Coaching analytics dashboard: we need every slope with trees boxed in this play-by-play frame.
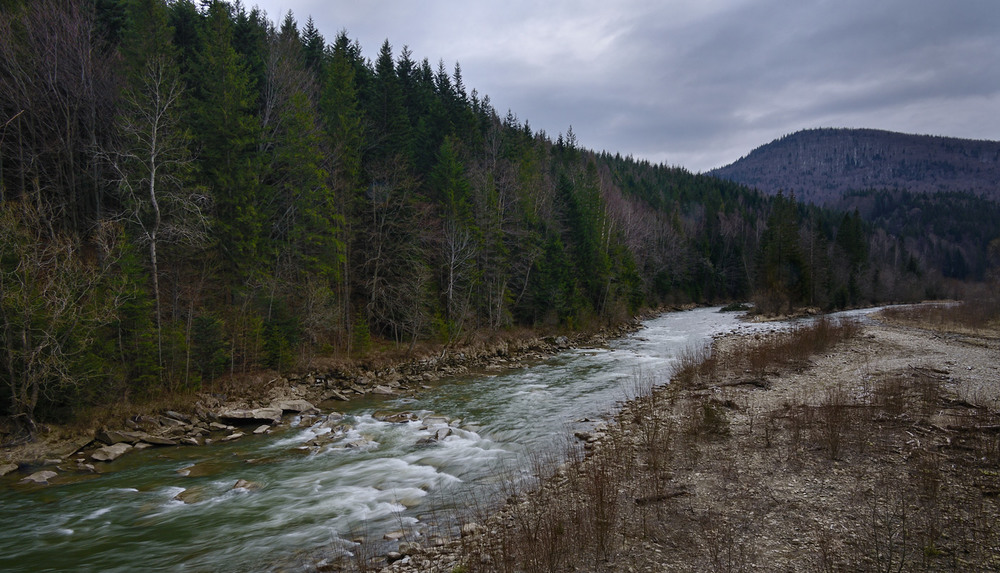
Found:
[709,127,1000,204]
[0,0,988,435]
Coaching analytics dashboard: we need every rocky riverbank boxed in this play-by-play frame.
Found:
[1,318,643,486]
[373,309,1000,572]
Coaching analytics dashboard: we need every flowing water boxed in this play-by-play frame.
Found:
[0,307,866,572]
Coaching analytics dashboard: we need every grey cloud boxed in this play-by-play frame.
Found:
[251,0,1000,172]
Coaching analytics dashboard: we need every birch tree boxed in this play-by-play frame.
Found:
[111,0,209,370]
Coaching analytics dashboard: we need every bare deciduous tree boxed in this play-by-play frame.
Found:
[109,53,210,371]
[0,0,118,233]
[0,201,122,438]
[362,157,430,345]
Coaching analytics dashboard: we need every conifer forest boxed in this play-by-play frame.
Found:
[1,0,992,429]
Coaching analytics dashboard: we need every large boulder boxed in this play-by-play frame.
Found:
[96,429,132,445]
[91,442,133,462]
[421,416,449,428]
[47,434,95,458]
[20,470,57,485]
[218,407,283,425]
[272,399,318,414]
[173,486,207,504]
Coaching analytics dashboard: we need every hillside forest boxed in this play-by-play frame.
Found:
[1,0,996,432]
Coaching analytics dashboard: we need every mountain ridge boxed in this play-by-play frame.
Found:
[708,128,1000,204]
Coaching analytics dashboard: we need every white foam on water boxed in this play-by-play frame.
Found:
[82,507,112,521]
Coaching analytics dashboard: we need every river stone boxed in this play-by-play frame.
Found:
[372,384,396,396]
[273,399,318,414]
[135,415,162,427]
[320,412,345,427]
[222,432,245,442]
[218,408,282,425]
[20,470,57,484]
[422,415,449,427]
[323,390,349,402]
[0,463,18,476]
[374,411,417,423]
[385,551,404,564]
[163,410,193,424]
[92,442,133,462]
[138,434,178,446]
[156,416,186,428]
[383,530,406,541]
[253,424,270,435]
[232,479,262,491]
[47,434,95,458]
[434,427,452,441]
[173,486,207,504]
[398,542,421,556]
[96,429,132,445]
[345,437,374,449]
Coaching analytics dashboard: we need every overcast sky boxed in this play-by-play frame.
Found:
[246,0,1000,173]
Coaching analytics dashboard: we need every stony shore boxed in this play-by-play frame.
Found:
[0,317,644,485]
[374,311,1000,572]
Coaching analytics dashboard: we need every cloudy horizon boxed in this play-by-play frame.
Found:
[245,0,1000,173]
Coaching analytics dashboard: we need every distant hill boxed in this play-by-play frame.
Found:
[709,128,1000,204]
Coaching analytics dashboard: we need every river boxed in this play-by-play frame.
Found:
[0,307,827,572]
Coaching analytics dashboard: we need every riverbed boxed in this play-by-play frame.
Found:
[0,307,801,572]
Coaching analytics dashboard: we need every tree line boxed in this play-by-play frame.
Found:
[0,0,978,432]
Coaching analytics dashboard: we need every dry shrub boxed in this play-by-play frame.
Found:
[873,376,907,419]
[858,472,911,573]
[915,373,941,419]
[673,344,713,388]
[751,288,791,316]
[818,385,851,460]
[879,288,1000,332]
[742,317,861,377]
[698,508,758,573]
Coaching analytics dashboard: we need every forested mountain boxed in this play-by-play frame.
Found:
[0,0,990,431]
[710,128,1000,204]
[833,189,1000,284]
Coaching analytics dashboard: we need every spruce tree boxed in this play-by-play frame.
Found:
[190,1,262,284]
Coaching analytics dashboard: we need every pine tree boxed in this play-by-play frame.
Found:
[189,1,262,284]
[320,32,366,345]
[300,16,325,77]
[756,192,809,313]
[369,40,411,163]
[272,90,342,282]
